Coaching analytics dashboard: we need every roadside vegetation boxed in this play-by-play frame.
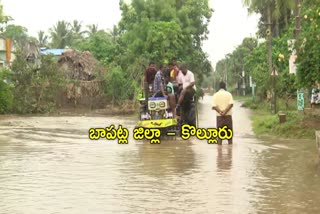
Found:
[236,96,320,140]
[215,0,320,98]
[216,0,320,140]
[0,0,213,114]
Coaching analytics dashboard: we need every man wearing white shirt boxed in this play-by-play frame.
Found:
[176,64,196,114]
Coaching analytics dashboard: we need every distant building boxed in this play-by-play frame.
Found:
[0,37,15,68]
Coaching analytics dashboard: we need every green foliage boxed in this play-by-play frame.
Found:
[251,110,317,139]
[243,0,295,38]
[49,21,73,48]
[0,68,13,113]
[296,3,320,88]
[2,24,28,40]
[0,0,230,113]
[11,52,66,113]
[104,66,137,105]
[76,30,118,63]
[216,37,260,94]
[217,1,320,100]
[118,0,213,76]
[201,72,215,88]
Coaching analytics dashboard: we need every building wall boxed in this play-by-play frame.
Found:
[0,37,16,67]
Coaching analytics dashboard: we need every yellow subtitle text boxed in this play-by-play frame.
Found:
[181,124,233,144]
[133,127,161,144]
[89,125,129,144]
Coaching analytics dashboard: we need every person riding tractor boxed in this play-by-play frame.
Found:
[144,61,157,96]
[153,63,177,118]
[175,64,196,116]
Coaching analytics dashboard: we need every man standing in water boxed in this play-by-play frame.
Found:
[212,81,234,145]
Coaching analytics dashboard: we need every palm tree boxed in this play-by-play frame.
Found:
[85,24,99,37]
[70,20,86,47]
[71,20,83,34]
[243,0,294,37]
[37,30,48,47]
[107,25,119,42]
[49,20,72,48]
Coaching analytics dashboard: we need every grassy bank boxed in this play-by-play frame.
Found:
[236,96,320,140]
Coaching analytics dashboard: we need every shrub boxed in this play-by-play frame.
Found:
[11,52,66,113]
[0,68,14,113]
[104,66,137,106]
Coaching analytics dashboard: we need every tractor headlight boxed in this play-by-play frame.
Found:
[150,102,156,109]
[159,101,165,108]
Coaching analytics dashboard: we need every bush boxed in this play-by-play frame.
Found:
[11,52,66,114]
[104,66,137,105]
[0,68,14,113]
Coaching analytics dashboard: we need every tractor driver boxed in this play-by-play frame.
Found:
[153,63,177,118]
[144,62,157,95]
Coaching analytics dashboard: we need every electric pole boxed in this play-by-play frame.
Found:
[267,4,275,114]
[294,0,301,41]
[294,0,304,114]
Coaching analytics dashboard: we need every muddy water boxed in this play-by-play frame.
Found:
[0,95,319,214]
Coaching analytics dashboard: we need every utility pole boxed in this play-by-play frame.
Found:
[224,57,228,89]
[267,4,275,114]
[294,0,301,41]
[294,0,304,114]
[213,67,216,92]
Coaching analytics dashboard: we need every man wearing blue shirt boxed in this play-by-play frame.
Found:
[153,64,177,118]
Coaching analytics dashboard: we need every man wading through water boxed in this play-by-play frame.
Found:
[212,81,234,144]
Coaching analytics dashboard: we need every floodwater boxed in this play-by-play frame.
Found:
[0,95,319,214]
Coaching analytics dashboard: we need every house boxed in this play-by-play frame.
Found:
[0,37,15,68]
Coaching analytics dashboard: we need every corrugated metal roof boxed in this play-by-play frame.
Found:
[40,49,64,56]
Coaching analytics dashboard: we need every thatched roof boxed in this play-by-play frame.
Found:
[57,49,106,81]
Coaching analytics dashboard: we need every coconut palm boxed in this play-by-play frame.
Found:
[37,30,48,47]
[107,25,119,42]
[85,24,99,37]
[243,0,295,37]
[70,20,86,47]
[71,20,83,34]
[49,20,72,48]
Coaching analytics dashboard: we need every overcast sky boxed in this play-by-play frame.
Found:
[2,0,259,68]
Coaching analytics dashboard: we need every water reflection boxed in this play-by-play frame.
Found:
[134,140,197,177]
[250,139,320,214]
[216,145,233,171]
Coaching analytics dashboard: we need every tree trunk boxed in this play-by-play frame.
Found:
[284,10,288,29]
[275,17,280,37]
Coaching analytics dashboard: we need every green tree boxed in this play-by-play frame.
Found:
[11,51,66,113]
[0,68,13,113]
[70,20,85,47]
[295,0,320,88]
[49,20,73,48]
[104,66,137,106]
[85,24,99,37]
[117,0,213,85]
[2,24,28,40]
[76,30,117,64]
[37,30,48,47]
[243,0,295,38]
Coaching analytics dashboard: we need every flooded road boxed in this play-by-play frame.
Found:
[0,95,319,214]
